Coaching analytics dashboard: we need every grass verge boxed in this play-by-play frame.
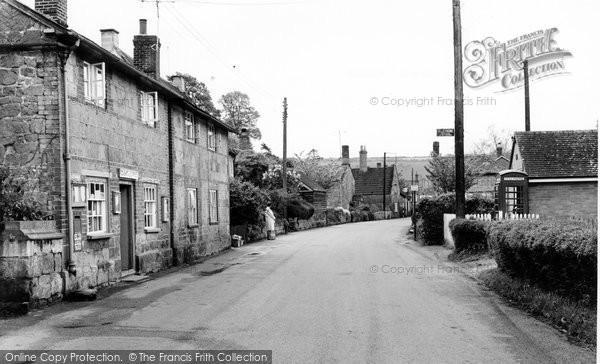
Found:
[479,268,596,350]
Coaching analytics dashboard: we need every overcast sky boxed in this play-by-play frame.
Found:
[20,0,600,158]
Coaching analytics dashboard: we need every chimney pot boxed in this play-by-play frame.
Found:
[359,145,368,172]
[139,19,147,34]
[171,75,186,93]
[133,19,160,79]
[100,29,119,51]
[496,143,503,157]
[35,0,68,27]
[341,145,350,166]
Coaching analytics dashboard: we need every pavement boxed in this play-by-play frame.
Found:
[0,218,595,363]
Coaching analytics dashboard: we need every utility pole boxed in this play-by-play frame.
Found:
[524,59,531,131]
[383,153,387,218]
[282,98,288,231]
[453,0,465,219]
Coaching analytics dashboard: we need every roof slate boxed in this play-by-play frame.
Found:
[351,167,394,195]
[513,130,598,178]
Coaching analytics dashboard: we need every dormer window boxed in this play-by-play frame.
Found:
[83,62,106,107]
[141,91,158,127]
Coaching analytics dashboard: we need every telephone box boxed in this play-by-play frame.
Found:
[494,170,529,215]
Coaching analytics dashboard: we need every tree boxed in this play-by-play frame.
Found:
[471,126,513,157]
[229,179,269,227]
[219,91,261,139]
[234,151,271,187]
[424,155,479,194]
[294,149,345,190]
[167,72,220,118]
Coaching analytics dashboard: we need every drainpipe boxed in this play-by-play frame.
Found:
[58,39,80,275]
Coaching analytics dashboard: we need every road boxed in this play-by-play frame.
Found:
[0,218,594,363]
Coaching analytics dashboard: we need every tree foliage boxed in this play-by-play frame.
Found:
[294,149,344,190]
[167,72,220,118]
[471,126,513,157]
[424,155,479,193]
[234,151,271,187]
[219,91,261,139]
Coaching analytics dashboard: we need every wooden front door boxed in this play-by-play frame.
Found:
[119,185,134,271]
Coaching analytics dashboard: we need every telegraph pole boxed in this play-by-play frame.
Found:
[282,98,288,231]
[382,153,387,218]
[524,59,531,131]
[453,0,465,218]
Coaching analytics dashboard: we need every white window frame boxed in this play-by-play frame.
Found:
[144,185,158,229]
[87,180,107,234]
[187,188,198,226]
[141,91,159,127]
[209,189,219,223]
[208,124,216,151]
[83,62,106,107]
[185,112,196,143]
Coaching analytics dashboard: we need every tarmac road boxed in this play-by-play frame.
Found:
[0,218,594,363]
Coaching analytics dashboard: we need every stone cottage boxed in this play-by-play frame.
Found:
[351,146,405,218]
[0,0,234,308]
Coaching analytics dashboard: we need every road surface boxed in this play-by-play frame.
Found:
[0,218,594,363]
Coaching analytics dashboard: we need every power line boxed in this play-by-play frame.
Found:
[170,0,317,6]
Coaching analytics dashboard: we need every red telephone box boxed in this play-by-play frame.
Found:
[494,170,529,215]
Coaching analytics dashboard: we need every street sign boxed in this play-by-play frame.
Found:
[437,128,455,136]
[410,185,419,192]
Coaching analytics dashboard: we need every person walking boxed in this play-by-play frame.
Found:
[264,204,276,240]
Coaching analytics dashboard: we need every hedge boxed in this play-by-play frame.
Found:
[487,219,597,301]
[416,193,494,245]
[449,218,488,253]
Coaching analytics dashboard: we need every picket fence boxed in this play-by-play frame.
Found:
[465,212,540,221]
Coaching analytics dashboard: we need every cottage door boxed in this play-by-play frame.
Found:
[119,185,134,271]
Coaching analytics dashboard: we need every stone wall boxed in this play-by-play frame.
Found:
[0,221,65,311]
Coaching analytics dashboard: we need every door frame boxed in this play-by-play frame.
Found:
[119,182,136,275]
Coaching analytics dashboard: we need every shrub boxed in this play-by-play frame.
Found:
[487,219,597,301]
[416,193,455,245]
[287,198,315,220]
[449,218,488,253]
[0,164,50,221]
[416,193,495,245]
[229,179,269,227]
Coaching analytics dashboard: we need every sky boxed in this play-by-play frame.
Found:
[20,0,600,158]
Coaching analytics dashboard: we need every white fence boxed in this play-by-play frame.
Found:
[465,212,540,221]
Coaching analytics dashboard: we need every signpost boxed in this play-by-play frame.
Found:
[436,128,455,137]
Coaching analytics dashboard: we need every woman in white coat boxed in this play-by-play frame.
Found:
[264,205,276,240]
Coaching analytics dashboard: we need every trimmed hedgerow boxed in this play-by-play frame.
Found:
[487,219,597,301]
[449,218,489,253]
[416,193,495,245]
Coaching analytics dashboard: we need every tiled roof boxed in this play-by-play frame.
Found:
[351,167,394,195]
[298,172,326,192]
[513,130,598,178]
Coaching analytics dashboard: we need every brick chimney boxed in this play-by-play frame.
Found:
[171,75,186,93]
[35,0,68,27]
[376,162,382,168]
[133,19,160,79]
[239,128,252,151]
[100,29,119,52]
[433,141,440,156]
[359,145,367,172]
[496,143,503,157]
[341,145,350,166]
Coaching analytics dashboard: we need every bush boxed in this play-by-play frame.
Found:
[416,193,455,245]
[449,218,488,253]
[229,179,269,227]
[0,164,50,221]
[416,193,495,245]
[287,198,315,220]
[487,219,597,301]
